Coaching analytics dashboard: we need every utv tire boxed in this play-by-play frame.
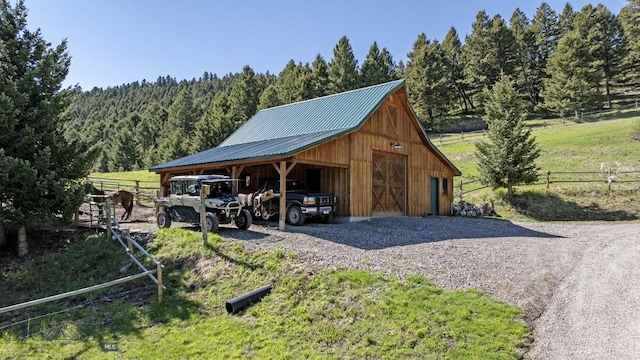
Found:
[286,205,305,226]
[204,212,219,233]
[157,211,171,228]
[235,208,253,230]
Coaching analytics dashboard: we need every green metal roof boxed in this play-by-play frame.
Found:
[220,79,405,146]
[150,79,460,176]
[151,80,404,171]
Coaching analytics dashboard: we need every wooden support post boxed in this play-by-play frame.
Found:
[231,165,245,194]
[157,263,164,303]
[201,185,209,247]
[279,161,287,231]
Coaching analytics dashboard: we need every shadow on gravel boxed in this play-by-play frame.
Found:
[273,217,564,250]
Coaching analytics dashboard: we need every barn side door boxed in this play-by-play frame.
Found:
[430,177,439,216]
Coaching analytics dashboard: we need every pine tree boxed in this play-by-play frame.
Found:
[0,0,98,255]
[475,76,540,197]
[463,12,517,98]
[309,54,330,98]
[405,33,450,129]
[275,60,312,104]
[258,84,281,110]
[583,4,625,107]
[541,28,602,118]
[360,42,396,87]
[620,0,640,87]
[229,65,260,125]
[328,36,359,93]
[108,126,139,171]
[158,87,198,161]
[558,3,576,36]
[442,27,473,111]
[193,93,232,152]
[531,2,560,105]
[510,8,541,107]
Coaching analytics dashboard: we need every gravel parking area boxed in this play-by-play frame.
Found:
[214,216,640,359]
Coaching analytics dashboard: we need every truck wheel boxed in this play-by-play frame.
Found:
[286,206,305,226]
[204,212,219,233]
[235,209,253,230]
[157,211,171,228]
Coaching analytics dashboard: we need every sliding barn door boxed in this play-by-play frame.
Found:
[372,151,407,215]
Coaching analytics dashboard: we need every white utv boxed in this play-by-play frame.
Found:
[154,175,252,232]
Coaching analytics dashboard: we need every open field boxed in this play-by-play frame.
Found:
[437,114,640,221]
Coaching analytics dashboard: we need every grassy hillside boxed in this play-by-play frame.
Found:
[438,114,640,221]
[0,230,530,359]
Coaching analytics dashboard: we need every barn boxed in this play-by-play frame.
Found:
[150,79,461,228]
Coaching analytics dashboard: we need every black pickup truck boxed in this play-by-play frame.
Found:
[240,179,336,226]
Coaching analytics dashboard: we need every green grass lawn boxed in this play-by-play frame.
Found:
[438,114,640,221]
[0,229,530,359]
[90,170,159,182]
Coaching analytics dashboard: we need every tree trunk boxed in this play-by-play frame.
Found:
[574,109,580,120]
[507,183,513,197]
[18,226,28,257]
[605,77,612,108]
[0,220,5,247]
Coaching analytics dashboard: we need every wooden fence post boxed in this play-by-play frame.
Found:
[458,180,463,202]
[608,168,612,191]
[546,170,551,189]
[200,185,209,247]
[134,180,140,205]
[105,198,112,240]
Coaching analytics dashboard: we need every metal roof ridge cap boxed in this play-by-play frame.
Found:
[257,79,406,112]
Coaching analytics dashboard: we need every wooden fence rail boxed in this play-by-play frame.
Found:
[455,169,640,201]
[88,176,160,204]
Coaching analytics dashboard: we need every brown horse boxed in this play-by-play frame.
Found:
[91,186,134,221]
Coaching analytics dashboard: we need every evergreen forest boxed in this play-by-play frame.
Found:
[65,1,640,172]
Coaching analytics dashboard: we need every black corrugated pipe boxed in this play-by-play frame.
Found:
[225,284,272,314]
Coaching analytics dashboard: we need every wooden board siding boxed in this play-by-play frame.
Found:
[349,91,455,217]
[296,136,350,167]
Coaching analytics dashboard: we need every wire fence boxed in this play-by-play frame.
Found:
[455,168,640,201]
[88,176,160,204]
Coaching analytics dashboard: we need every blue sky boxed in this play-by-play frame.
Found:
[26,0,627,90]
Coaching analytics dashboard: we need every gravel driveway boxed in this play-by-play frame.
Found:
[211,216,640,359]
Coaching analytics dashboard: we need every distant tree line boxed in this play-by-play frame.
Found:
[67,1,640,172]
